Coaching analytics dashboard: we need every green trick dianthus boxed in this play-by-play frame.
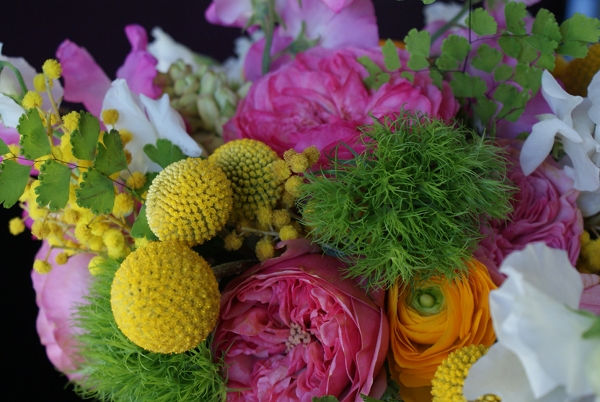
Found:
[298,112,513,290]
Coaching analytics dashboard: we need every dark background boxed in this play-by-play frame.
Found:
[0,0,566,400]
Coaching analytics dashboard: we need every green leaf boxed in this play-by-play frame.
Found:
[435,54,458,71]
[360,394,382,402]
[582,314,600,339]
[557,41,591,58]
[0,137,11,155]
[474,97,498,125]
[404,28,430,70]
[532,8,561,42]
[143,139,188,170]
[471,44,502,73]
[357,56,389,89]
[504,1,527,35]
[401,71,415,83]
[76,169,115,215]
[518,41,540,63]
[71,111,100,161]
[498,35,522,59]
[35,159,72,211]
[535,53,556,70]
[469,8,497,36]
[130,204,159,240]
[441,34,471,61]
[493,83,519,107]
[560,13,600,43]
[449,72,487,98]
[429,69,443,89]
[494,64,514,82]
[513,64,543,94]
[312,397,339,402]
[382,39,401,71]
[524,34,558,54]
[94,129,128,176]
[17,108,51,160]
[0,160,31,208]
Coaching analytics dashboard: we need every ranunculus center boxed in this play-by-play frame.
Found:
[408,286,445,316]
[285,322,312,352]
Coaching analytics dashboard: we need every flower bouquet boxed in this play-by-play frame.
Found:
[1,0,600,401]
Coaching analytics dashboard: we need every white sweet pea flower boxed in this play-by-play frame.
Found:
[101,79,202,173]
[520,71,600,196]
[147,27,200,73]
[0,43,63,128]
[463,243,600,402]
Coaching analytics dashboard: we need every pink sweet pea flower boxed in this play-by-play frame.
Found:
[31,241,94,380]
[475,139,584,288]
[214,239,389,402]
[56,24,160,117]
[224,46,458,166]
[206,0,378,80]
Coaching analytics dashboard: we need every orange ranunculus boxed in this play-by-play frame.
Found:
[387,259,497,401]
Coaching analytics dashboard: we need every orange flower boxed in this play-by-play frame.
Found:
[387,259,496,401]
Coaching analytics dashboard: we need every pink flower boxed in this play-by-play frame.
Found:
[475,140,583,285]
[214,239,389,402]
[31,241,93,380]
[56,24,161,117]
[206,0,378,80]
[224,47,458,166]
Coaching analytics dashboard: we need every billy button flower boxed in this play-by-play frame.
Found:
[208,139,286,223]
[110,241,221,354]
[387,259,497,402]
[145,158,233,245]
[554,42,600,97]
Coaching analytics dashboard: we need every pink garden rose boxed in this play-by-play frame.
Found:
[57,24,161,117]
[32,241,93,380]
[214,239,389,402]
[224,47,459,166]
[475,140,583,285]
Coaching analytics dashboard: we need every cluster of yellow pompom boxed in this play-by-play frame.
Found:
[578,230,600,274]
[431,344,501,402]
[110,241,220,354]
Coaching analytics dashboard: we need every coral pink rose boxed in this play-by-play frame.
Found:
[475,140,583,285]
[214,239,389,402]
[32,241,93,380]
[224,47,458,166]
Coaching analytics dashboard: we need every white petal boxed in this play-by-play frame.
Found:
[147,27,199,73]
[541,70,583,126]
[0,93,25,128]
[139,93,202,158]
[587,70,600,126]
[577,189,600,217]
[423,1,465,25]
[520,118,581,175]
[102,79,161,172]
[464,344,539,402]
[562,139,600,191]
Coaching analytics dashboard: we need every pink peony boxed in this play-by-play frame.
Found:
[57,24,161,117]
[475,140,583,285]
[214,239,389,402]
[224,47,459,166]
[31,241,93,380]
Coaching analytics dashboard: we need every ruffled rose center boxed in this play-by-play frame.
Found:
[286,322,312,352]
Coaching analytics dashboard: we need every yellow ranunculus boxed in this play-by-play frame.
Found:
[387,259,497,401]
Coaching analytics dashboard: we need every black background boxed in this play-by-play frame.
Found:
[0,0,565,400]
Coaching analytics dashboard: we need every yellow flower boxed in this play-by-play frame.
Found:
[8,217,25,235]
[42,59,62,80]
[387,259,497,402]
[110,241,220,354]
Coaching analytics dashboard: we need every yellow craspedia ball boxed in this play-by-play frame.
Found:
[208,139,285,222]
[431,344,501,402]
[110,241,221,354]
[556,43,600,97]
[42,59,62,80]
[145,158,233,245]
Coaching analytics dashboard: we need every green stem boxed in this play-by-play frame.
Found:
[260,0,276,75]
[430,0,484,44]
[0,60,28,100]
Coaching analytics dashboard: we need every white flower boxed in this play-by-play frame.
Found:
[147,27,200,73]
[423,1,465,25]
[101,79,202,173]
[463,242,600,402]
[0,43,63,128]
